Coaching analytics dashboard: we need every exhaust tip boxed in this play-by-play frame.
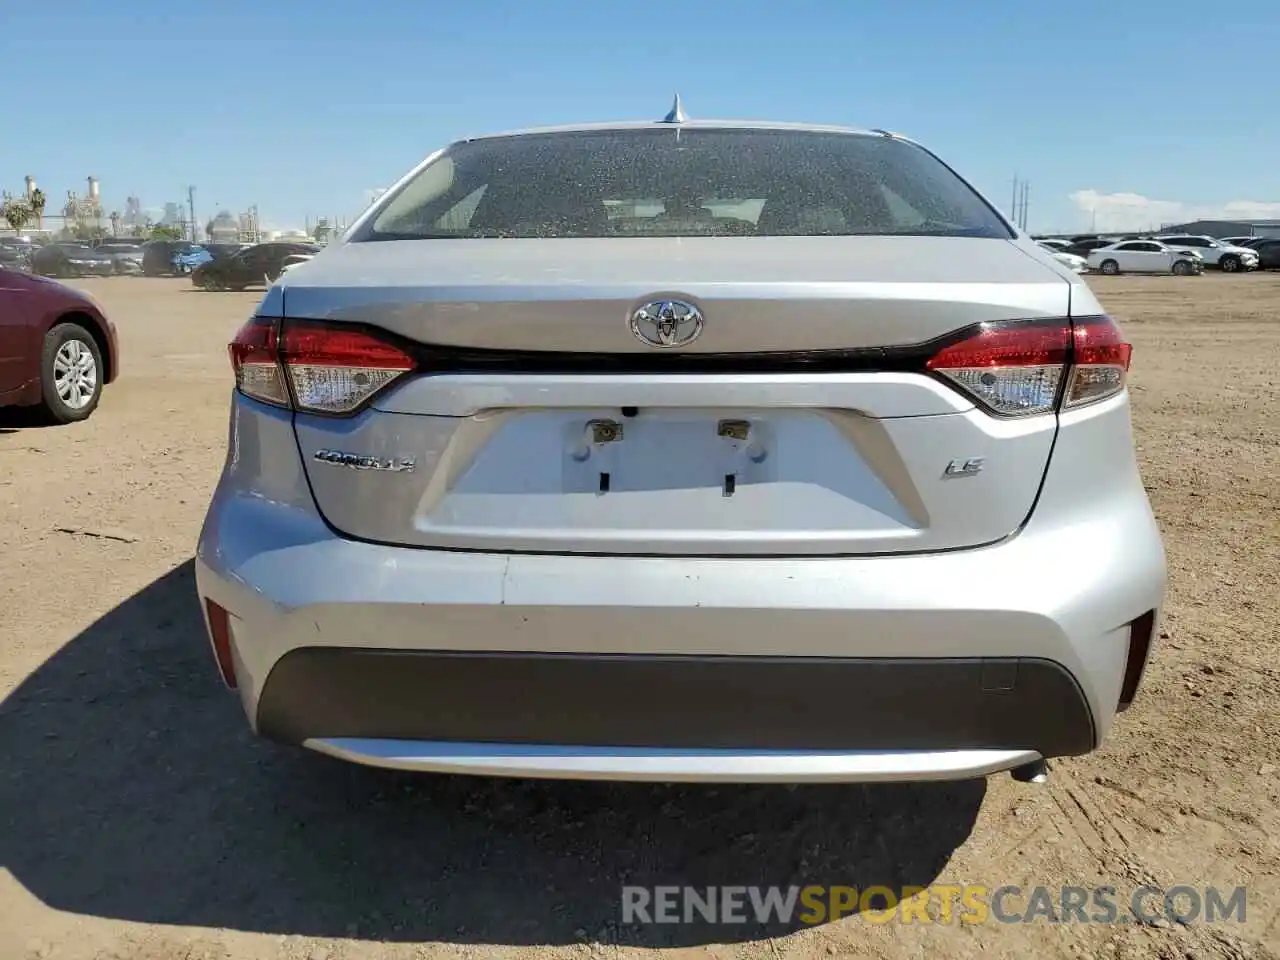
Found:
[1011,758,1049,783]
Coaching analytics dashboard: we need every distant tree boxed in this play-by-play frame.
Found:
[28,188,46,228]
[150,224,185,241]
[73,223,108,241]
[3,198,31,234]
[109,211,121,237]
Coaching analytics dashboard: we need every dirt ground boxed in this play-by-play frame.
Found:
[1,274,1277,960]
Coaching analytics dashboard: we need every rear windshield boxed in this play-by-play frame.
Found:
[357,128,1012,240]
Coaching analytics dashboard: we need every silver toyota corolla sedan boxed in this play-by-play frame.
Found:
[196,106,1166,784]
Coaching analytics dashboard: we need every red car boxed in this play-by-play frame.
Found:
[0,269,119,423]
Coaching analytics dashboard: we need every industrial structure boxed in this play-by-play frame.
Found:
[1156,219,1280,240]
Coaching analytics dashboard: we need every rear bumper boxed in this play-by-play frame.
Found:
[304,740,1042,783]
[195,395,1166,782]
[258,649,1094,755]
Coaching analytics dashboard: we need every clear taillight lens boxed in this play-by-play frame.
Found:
[926,320,1071,416]
[227,318,416,415]
[926,315,1131,417]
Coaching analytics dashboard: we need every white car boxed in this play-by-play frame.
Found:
[1218,236,1256,248]
[1087,240,1203,276]
[1036,238,1072,251]
[1154,235,1258,272]
[1037,242,1088,273]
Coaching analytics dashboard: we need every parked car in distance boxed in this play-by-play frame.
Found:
[1154,235,1258,272]
[203,242,249,260]
[0,269,119,422]
[1087,240,1203,276]
[0,236,39,256]
[142,239,213,276]
[1037,241,1089,273]
[142,240,184,276]
[30,243,116,278]
[1217,237,1256,248]
[1035,238,1072,251]
[1064,238,1117,258]
[0,242,33,273]
[95,241,145,275]
[278,252,315,275]
[1243,238,1280,269]
[172,244,214,274]
[191,241,319,290]
[197,114,1166,785]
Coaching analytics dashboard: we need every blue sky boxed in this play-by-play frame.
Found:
[2,0,1277,234]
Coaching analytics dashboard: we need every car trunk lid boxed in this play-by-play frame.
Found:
[283,236,1070,556]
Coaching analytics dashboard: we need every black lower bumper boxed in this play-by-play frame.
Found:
[256,650,1097,758]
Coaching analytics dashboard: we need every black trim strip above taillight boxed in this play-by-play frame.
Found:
[246,315,1124,419]
[272,315,1083,377]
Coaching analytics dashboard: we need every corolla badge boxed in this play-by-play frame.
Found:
[630,299,704,348]
[313,450,416,473]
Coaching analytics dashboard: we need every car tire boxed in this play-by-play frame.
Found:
[1220,255,1241,273]
[1172,260,1193,276]
[38,322,104,424]
[1100,259,1120,275]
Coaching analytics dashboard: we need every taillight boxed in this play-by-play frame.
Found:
[925,315,1131,417]
[1064,315,1132,409]
[227,318,416,415]
[926,320,1070,416]
[229,317,289,408]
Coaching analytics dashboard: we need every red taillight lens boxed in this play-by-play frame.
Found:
[926,320,1071,416]
[925,316,1131,417]
[227,318,416,415]
[1065,315,1132,410]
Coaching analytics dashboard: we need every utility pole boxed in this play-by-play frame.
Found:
[1010,176,1031,230]
[187,185,197,243]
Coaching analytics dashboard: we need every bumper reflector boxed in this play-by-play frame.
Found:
[204,598,238,688]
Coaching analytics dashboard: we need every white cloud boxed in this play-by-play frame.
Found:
[1070,190,1280,232]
